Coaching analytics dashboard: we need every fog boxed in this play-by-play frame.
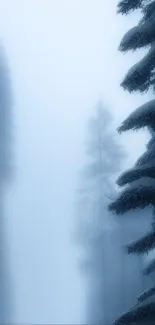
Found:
[0,0,152,324]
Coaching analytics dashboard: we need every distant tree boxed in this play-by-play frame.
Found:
[76,102,124,251]
[75,102,123,324]
[108,1,155,324]
[75,102,146,324]
[0,45,13,324]
[76,101,123,241]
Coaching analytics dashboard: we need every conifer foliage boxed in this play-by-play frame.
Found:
[76,102,125,324]
[109,1,155,324]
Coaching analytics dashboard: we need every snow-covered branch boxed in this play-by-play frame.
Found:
[121,44,155,93]
[114,302,155,325]
[137,285,155,303]
[118,100,155,133]
[136,146,155,166]
[119,19,155,52]
[109,182,155,215]
[117,165,155,187]
[117,0,144,15]
[143,256,155,275]
[127,231,155,254]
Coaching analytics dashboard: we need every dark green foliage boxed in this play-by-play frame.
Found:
[127,231,155,254]
[108,0,155,324]
[119,24,155,53]
[117,165,155,187]
[118,100,155,133]
[137,285,155,303]
[114,302,155,325]
[142,1,155,21]
[143,257,155,275]
[121,46,155,93]
[117,0,145,15]
[109,185,155,214]
[147,136,155,149]
[136,147,155,166]
[119,14,155,52]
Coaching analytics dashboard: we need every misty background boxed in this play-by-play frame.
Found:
[0,0,153,324]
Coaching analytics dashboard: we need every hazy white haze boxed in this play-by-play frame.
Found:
[0,0,152,323]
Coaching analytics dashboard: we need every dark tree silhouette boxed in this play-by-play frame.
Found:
[109,1,155,324]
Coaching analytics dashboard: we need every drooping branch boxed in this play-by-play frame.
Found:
[118,100,155,133]
[117,165,155,187]
[143,257,155,275]
[114,302,155,325]
[108,183,155,214]
[147,136,155,149]
[121,44,155,93]
[119,20,155,52]
[137,285,155,303]
[142,1,155,22]
[117,0,145,15]
[136,146,155,166]
[126,231,155,254]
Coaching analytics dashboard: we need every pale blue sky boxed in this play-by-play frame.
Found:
[0,0,151,323]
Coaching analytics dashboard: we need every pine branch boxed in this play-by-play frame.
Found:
[142,1,155,21]
[119,20,155,52]
[126,231,155,254]
[147,136,155,149]
[143,257,155,275]
[137,285,155,303]
[121,44,155,93]
[113,0,155,323]
[118,100,155,133]
[136,146,155,166]
[114,302,155,325]
[117,0,144,15]
[117,165,155,187]
[108,185,155,214]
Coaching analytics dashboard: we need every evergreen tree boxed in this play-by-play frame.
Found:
[108,1,155,324]
[76,102,123,324]
[76,101,123,242]
[76,102,145,324]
